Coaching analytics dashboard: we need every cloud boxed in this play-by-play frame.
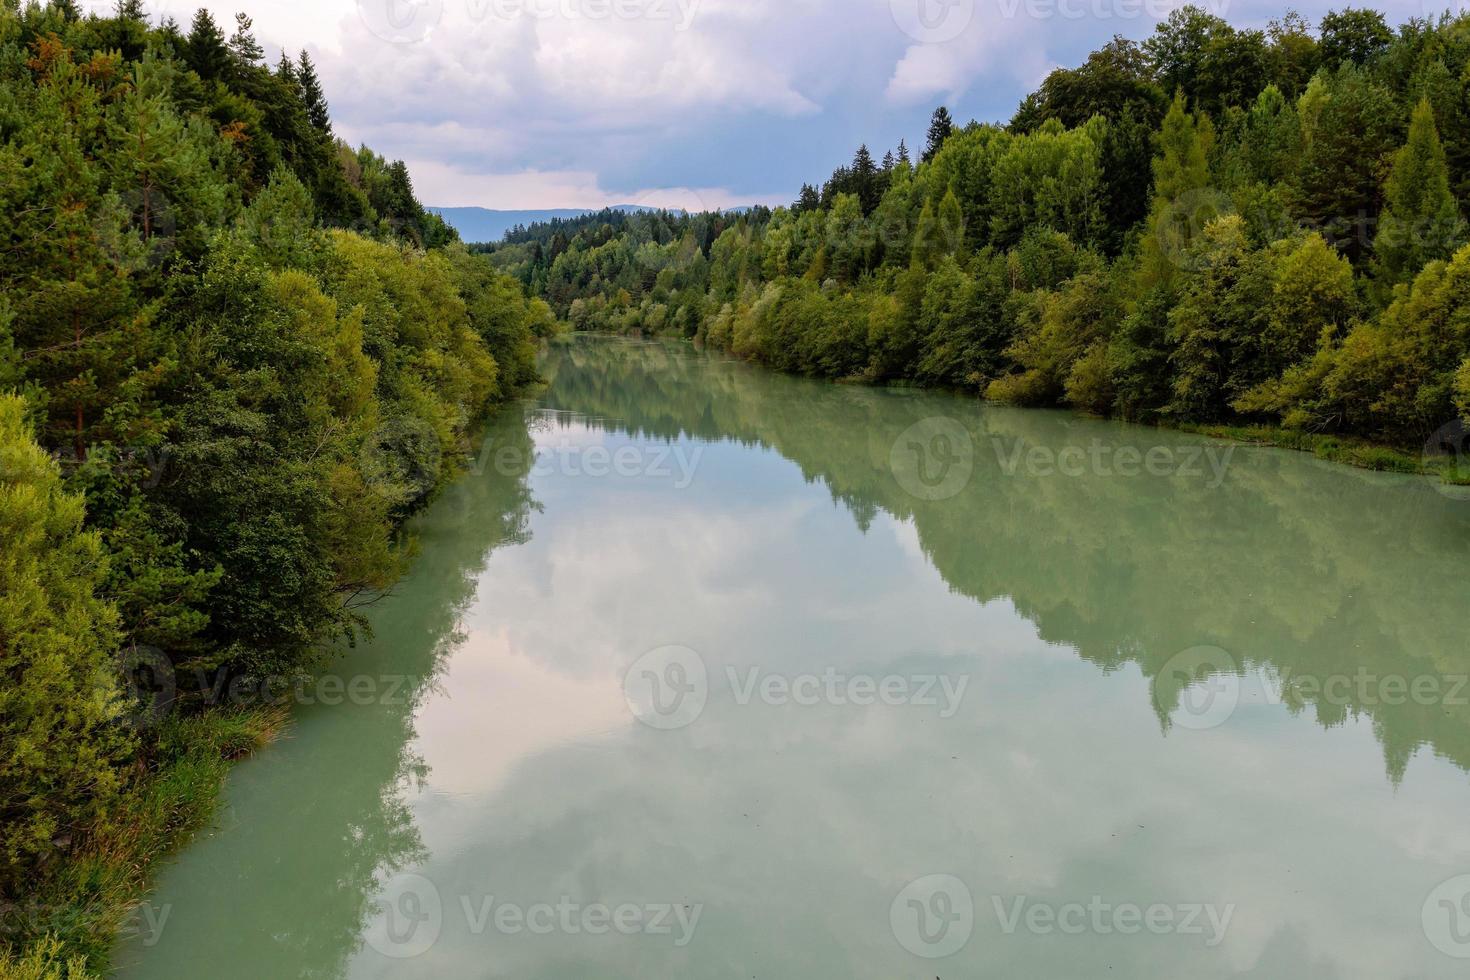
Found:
[403,157,783,209]
[172,0,1393,209]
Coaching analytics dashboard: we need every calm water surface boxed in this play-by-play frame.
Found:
[117,336,1470,978]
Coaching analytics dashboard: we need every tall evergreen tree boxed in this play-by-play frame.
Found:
[923,107,954,163]
[0,394,129,896]
[851,144,881,215]
[229,12,265,67]
[1142,91,1216,287]
[185,9,230,81]
[298,52,332,134]
[1373,98,1466,288]
[1289,67,1402,263]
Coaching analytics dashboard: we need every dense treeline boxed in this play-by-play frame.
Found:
[484,7,1470,455]
[0,1,551,971]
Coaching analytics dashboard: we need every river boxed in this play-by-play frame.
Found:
[116,335,1470,978]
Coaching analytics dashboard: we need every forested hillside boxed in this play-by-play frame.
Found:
[482,7,1470,458]
[0,2,553,973]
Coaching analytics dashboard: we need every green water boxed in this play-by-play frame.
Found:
[116,336,1470,978]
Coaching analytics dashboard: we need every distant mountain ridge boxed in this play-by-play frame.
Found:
[428,205,682,244]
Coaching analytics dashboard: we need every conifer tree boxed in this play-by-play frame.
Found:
[185,9,230,80]
[229,12,264,67]
[0,393,129,894]
[923,107,954,162]
[1141,92,1217,287]
[1373,98,1465,288]
[298,52,332,134]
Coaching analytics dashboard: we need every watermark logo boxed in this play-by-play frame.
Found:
[364,873,443,959]
[991,436,1234,487]
[115,644,175,731]
[1423,420,1470,500]
[358,0,446,43]
[474,437,704,489]
[1424,875,1470,958]
[1155,646,1240,731]
[364,415,444,507]
[890,0,975,43]
[993,895,1233,944]
[1422,0,1470,24]
[623,645,708,730]
[1156,187,1236,271]
[890,417,974,501]
[890,874,974,958]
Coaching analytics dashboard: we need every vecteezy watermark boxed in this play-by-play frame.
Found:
[622,647,971,730]
[357,0,447,42]
[727,666,969,718]
[103,649,423,733]
[474,437,704,489]
[0,900,171,949]
[889,876,1234,959]
[890,417,975,502]
[1153,646,1242,731]
[359,0,700,43]
[996,0,1228,18]
[365,873,444,959]
[893,0,1226,41]
[623,645,709,730]
[1153,646,1470,732]
[993,436,1236,488]
[890,874,974,959]
[992,895,1234,946]
[363,872,703,958]
[1423,875,1470,959]
[114,644,176,731]
[1423,420,1470,500]
[890,0,974,43]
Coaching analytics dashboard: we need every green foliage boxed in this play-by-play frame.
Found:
[0,395,128,894]
[497,7,1470,455]
[1373,98,1465,287]
[0,5,549,969]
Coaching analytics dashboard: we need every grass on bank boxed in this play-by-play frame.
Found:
[2,708,287,980]
[1181,423,1470,483]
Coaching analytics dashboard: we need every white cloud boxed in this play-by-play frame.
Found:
[168,0,1354,209]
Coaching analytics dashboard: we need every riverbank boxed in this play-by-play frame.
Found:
[2,709,286,979]
[612,333,1469,487]
[1,396,543,980]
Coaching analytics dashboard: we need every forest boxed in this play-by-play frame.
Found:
[480,7,1470,462]
[0,2,554,974]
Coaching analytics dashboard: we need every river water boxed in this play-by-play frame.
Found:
[117,335,1470,978]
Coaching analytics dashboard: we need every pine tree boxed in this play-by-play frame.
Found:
[1373,98,1465,288]
[923,106,954,162]
[6,46,135,457]
[298,52,332,134]
[1142,91,1217,287]
[185,9,230,81]
[229,12,264,67]
[0,393,129,894]
[851,144,881,215]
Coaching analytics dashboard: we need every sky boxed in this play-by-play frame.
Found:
[122,0,1439,210]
